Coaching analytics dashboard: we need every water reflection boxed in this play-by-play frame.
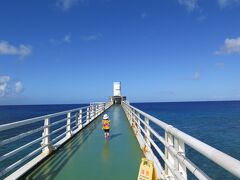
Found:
[102,141,110,161]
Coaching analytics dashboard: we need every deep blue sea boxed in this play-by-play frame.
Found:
[132,101,240,180]
[0,104,87,178]
[0,101,240,179]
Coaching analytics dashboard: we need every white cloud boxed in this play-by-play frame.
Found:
[193,71,200,80]
[215,37,240,55]
[0,41,31,58]
[219,0,240,8]
[63,34,71,43]
[0,76,24,97]
[50,34,71,45]
[57,0,80,11]
[178,0,198,11]
[0,76,10,97]
[15,81,24,93]
[81,33,103,41]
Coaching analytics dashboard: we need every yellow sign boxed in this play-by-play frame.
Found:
[137,158,156,180]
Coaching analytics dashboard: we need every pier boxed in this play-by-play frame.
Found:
[25,105,143,180]
[0,83,240,180]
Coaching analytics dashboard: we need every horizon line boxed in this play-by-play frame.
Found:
[0,99,240,106]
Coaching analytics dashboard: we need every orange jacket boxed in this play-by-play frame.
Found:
[102,119,110,130]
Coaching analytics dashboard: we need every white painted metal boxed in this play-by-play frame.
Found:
[78,109,83,129]
[127,104,209,179]
[66,112,72,138]
[123,103,183,179]
[42,118,52,155]
[86,107,90,124]
[165,131,175,179]
[0,102,112,179]
[0,106,89,132]
[0,126,44,146]
[113,82,121,96]
[122,101,240,180]
[144,117,151,148]
[174,138,187,179]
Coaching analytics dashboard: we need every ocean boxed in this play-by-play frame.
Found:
[0,101,240,179]
[132,101,240,180]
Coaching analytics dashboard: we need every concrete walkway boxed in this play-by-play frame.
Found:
[25,105,143,180]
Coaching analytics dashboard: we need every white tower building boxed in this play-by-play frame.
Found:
[113,82,121,96]
[110,82,126,104]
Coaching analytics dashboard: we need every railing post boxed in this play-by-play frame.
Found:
[102,103,104,112]
[95,104,97,117]
[132,110,137,134]
[144,117,151,148]
[98,104,100,115]
[174,138,187,179]
[93,105,96,118]
[92,105,95,119]
[89,105,92,121]
[96,104,99,116]
[130,108,133,125]
[97,104,99,115]
[165,131,175,179]
[42,118,52,155]
[86,107,90,124]
[91,105,94,120]
[66,112,72,138]
[78,109,82,129]
[125,105,132,120]
[136,112,140,134]
[128,106,130,119]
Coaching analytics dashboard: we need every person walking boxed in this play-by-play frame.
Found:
[102,114,110,139]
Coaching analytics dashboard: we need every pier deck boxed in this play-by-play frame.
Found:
[25,105,143,180]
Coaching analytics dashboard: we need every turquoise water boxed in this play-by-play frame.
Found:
[1,101,240,179]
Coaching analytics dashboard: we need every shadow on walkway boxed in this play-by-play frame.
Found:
[25,118,101,180]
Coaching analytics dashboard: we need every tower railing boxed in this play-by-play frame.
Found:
[0,101,112,179]
[122,101,240,180]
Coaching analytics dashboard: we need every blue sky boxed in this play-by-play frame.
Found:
[0,0,240,105]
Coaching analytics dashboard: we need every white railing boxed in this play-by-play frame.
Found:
[0,102,112,179]
[122,101,240,180]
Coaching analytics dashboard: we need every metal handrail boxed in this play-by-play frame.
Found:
[124,104,210,179]
[0,106,89,132]
[126,105,210,180]
[0,102,113,179]
[0,126,45,146]
[122,101,240,179]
